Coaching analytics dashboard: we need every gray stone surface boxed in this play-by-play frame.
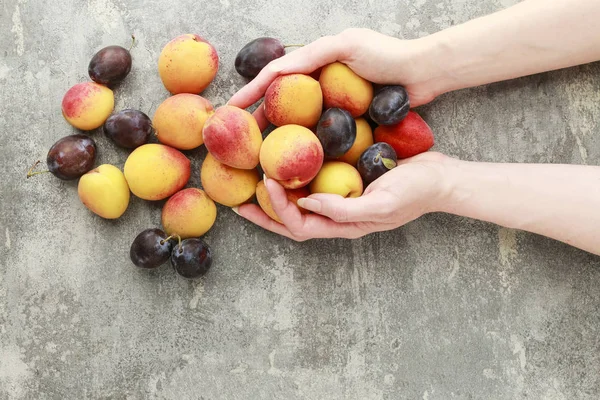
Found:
[1,0,599,398]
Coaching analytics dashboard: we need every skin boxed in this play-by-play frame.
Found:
[230,0,600,256]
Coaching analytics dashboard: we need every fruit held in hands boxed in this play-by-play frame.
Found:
[171,238,213,279]
[369,85,410,125]
[153,94,214,150]
[200,153,259,207]
[259,124,324,189]
[256,180,310,223]
[374,111,434,158]
[357,142,397,186]
[88,37,133,86]
[202,105,262,169]
[309,161,363,198]
[62,82,114,130]
[123,143,191,201]
[319,62,373,117]
[316,108,357,158]
[103,109,152,149]
[130,228,174,269]
[336,117,374,166]
[264,74,323,128]
[158,34,219,94]
[77,164,130,219]
[161,188,217,239]
[27,134,97,180]
[235,37,285,79]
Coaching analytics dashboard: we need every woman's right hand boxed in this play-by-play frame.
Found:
[227,28,445,111]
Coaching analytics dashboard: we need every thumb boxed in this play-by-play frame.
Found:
[297,192,390,223]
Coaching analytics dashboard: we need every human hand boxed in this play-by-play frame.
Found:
[234,152,453,241]
[228,28,443,112]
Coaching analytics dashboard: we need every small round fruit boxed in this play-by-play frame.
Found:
[77,164,130,219]
[88,45,132,86]
[336,117,374,166]
[61,82,115,130]
[357,142,397,186]
[103,109,153,149]
[130,228,173,269]
[200,153,260,207]
[46,134,97,180]
[316,108,357,158]
[161,188,217,239]
[171,238,213,279]
[368,85,410,125]
[255,180,310,224]
[309,161,363,198]
[235,37,285,79]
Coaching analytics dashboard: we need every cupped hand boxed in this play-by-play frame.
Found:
[234,152,454,241]
[228,28,440,112]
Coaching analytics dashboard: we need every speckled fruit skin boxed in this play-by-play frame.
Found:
[319,62,373,118]
[161,188,217,239]
[61,82,114,130]
[264,74,323,128]
[200,153,260,207]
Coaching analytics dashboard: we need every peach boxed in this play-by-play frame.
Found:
[336,117,374,166]
[153,93,214,150]
[123,143,191,201]
[202,105,262,169]
[200,153,260,207]
[259,124,324,189]
[264,74,323,128]
[319,62,373,117]
[309,161,363,198]
[61,81,114,130]
[158,34,219,94]
[374,111,435,159]
[255,180,310,223]
[78,164,130,219]
[161,188,217,239]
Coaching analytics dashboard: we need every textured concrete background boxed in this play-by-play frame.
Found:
[1,0,599,399]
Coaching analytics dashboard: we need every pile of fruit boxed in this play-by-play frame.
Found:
[27,34,434,280]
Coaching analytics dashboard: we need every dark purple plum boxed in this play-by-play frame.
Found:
[316,108,357,158]
[88,37,134,86]
[235,37,285,79]
[357,142,397,186]
[130,228,174,269]
[27,134,97,180]
[171,238,213,279]
[103,109,153,149]
[368,85,410,126]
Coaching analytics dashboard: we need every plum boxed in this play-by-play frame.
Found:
[315,108,357,158]
[103,109,152,149]
[235,37,285,79]
[357,142,397,186]
[368,85,410,125]
[88,37,134,86]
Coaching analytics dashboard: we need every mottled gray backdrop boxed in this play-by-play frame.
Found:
[1,0,599,399]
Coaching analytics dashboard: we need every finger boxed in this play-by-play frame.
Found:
[251,101,269,131]
[264,178,306,233]
[236,203,298,240]
[228,35,348,109]
[297,192,391,223]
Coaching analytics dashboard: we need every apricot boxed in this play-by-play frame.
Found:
[255,180,310,223]
[123,144,191,201]
[259,124,324,189]
[309,161,363,198]
[61,81,114,130]
[319,62,373,117]
[200,153,259,207]
[202,105,262,169]
[264,74,323,128]
[153,94,214,150]
[336,117,374,166]
[161,188,217,238]
[158,34,219,94]
[78,164,130,219]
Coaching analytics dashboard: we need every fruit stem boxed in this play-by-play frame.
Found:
[160,233,182,246]
[129,35,136,52]
[26,160,50,179]
[373,152,382,164]
[283,44,304,48]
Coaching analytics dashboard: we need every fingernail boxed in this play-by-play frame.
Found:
[297,198,321,212]
[263,173,268,182]
[231,207,240,215]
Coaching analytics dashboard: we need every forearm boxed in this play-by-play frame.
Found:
[414,0,600,95]
[440,160,600,256]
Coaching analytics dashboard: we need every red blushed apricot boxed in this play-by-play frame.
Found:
[259,124,324,189]
[264,74,323,128]
[374,111,435,159]
[319,62,373,117]
[200,153,260,207]
[255,180,310,223]
[161,188,217,238]
[202,105,262,169]
[61,81,114,130]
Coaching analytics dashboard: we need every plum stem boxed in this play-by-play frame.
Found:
[160,233,181,246]
[129,35,136,52]
[26,160,50,179]
[373,152,382,164]
[283,44,304,48]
